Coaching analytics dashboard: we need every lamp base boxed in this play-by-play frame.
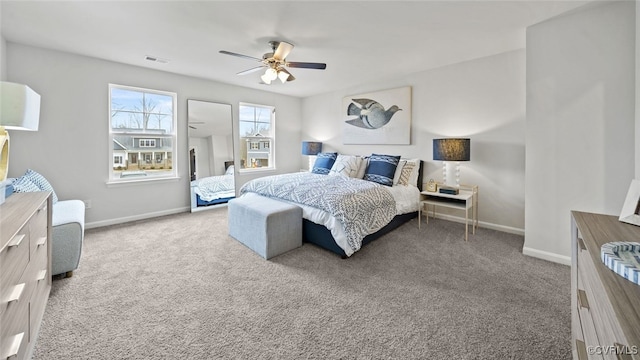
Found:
[308,155,317,171]
[442,161,460,188]
[0,127,9,182]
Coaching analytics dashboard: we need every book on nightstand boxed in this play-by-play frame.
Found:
[438,186,459,195]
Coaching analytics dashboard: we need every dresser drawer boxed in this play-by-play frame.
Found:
[576,275,603,359]
[0,282,29,360]
[29,202,48,256]
[577,246,633,357]
[0,227,30,316]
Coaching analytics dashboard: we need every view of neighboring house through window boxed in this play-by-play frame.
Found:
[239,103,275,171]
[109,84,177,181]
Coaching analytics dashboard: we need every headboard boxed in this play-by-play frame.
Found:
[417,160,424,192]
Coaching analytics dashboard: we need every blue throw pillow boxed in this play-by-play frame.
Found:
[312,152,338,175]
[24,169,59,203]
[12,175,41,193]
[364,153,401,186]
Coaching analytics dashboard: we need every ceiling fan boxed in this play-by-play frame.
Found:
[219,41,326,84]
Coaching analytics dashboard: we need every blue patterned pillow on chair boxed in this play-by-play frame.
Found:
[12,176,41,193]
[364,153,401,186]
[23,169,59,203]
[312,152,338,175]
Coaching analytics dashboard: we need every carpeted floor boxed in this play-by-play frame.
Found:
[33,208,571,360]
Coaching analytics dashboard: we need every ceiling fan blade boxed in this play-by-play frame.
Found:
[219,50,262,62]
[286,62,327,70]
[279,68,296,82]
[273,41,294,60]
[237,66,265,75]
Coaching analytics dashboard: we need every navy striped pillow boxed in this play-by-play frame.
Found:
[364,153,401,186]
[311,152,338,175]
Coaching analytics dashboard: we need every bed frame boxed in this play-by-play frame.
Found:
[302,160,424,258]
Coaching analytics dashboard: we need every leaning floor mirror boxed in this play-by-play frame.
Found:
[188,100,235,212]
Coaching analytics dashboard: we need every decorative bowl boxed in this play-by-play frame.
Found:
[601,242,640,286]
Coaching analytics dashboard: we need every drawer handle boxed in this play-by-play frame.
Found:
[575,339,587,360]
[578,238,586,251]
[37,270,47,282]
[36,236,47,247]
[7,234,25,248]
[38,205,47,213]
[3,332,24,359]
[5,283,25,304]
[577,289,589,310]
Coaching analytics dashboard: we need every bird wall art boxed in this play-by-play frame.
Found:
[345,99,402,129]
[342,86,411,145]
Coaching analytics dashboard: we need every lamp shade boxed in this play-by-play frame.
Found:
[301,141,322,155]
[433,138,470,161]
[0,82,41,131]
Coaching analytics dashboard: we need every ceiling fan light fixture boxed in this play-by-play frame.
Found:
[260,73,272,84]
[265,68,278,80]
[278,70,290,83]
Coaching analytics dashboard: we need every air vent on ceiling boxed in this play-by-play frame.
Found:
[145,55,169,64]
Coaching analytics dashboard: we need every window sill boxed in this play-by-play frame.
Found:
[106,176,180,187]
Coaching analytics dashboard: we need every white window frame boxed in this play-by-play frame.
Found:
[108,84,178,183]
[238,102,276,172]
[139,139,156,148]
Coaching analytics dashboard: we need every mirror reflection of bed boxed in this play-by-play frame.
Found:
[188,100,235,212]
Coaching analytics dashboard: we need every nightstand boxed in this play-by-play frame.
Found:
[419,184,478,241]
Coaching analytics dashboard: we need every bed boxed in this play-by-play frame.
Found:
[239,156,423,257]
[190,165,236,208]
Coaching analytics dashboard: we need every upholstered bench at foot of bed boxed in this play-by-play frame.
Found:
[228,196,302,259]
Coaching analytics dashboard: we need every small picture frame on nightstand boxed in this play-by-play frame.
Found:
[426,179,437,192]
[620,179,640,226]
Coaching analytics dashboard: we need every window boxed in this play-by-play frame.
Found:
[109,84,177,181]
[139,139,156,147]
[239,103,275,171]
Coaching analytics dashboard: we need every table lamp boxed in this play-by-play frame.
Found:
[301,141,322,171]
[0,82,41,182]
[433,138,470,188]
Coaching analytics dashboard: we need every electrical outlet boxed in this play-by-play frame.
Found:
[83,200,92,209]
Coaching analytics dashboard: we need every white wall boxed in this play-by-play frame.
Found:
[525,1,635,264]
[302,49,526,232]
[0,35,6,80]
[7,43,302,227]
[637,1,640,180]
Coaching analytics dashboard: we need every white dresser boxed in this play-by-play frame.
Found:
[0,192,52,360]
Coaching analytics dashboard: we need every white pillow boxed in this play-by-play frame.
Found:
[355,156,369,179]
[329,155,362,178]
[225,165,235,175]
[405,158,421,187]
[392,160,407,185]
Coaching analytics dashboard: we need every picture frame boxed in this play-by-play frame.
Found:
[619,179,640,226]
[342,86,411,145]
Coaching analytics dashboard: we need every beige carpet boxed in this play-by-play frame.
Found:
[33,208,570,359]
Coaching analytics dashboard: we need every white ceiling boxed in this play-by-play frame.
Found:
[1,1,590,98]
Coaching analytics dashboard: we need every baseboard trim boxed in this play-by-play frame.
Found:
[522,246,571,266]
[428,213,524,236]
[85,207,190,229]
